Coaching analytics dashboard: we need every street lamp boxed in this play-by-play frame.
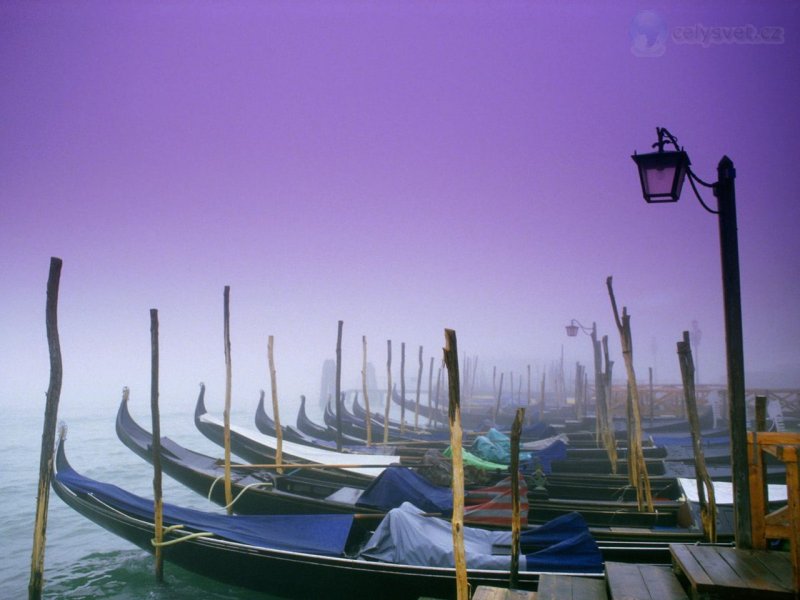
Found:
[565,318,593,338]
[632,126,750,548]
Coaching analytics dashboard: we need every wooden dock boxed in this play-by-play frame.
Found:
[672,543,795,599]
[468,543,795,600]
[428,432,799,600]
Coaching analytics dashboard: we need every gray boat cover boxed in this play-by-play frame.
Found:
[358,502,603,573]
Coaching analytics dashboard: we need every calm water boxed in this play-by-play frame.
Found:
[1,394,307,599]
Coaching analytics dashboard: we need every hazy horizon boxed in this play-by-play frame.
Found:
[2,2,799,417]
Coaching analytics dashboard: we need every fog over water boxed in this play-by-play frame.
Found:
[2,2,799,420]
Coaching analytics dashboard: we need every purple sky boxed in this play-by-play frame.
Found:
[2,1,799,416]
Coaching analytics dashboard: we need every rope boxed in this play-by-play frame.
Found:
[151,524,214,548]
[207,475,273,510]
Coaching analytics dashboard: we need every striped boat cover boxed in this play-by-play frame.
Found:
[464,476,529,527]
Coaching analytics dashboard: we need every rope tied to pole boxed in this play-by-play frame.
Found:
[207,475,273,508]
[151,525,214,548]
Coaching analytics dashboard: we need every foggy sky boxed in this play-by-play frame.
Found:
[2,1,799,419]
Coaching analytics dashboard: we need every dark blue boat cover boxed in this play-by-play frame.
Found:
[651,432,729,447]
[56,463,354,556]
[521,421,556,439]
[359,503,602,573]
[523,439,567,474]
[355,466,453,513]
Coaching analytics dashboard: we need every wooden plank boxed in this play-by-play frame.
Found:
[671,544,715,588]
[749,550,794,590]
[639,564,688,599]
[718,548,791,593]
[683,545,748,589]
[471,586,536,600]
[674,544,796,599]
[607,562,685,599]
[606,562,648,599]
[537,575,606,600]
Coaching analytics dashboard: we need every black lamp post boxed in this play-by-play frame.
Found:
[565,318,593,338]
[633,127,751,548]
[565,319,601,415]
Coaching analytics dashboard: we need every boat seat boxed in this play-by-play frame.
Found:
[325,486,364,505]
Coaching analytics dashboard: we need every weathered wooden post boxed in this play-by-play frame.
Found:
[222,286,233,514]
[414,346,423,431]
[427,356,434,428]
[649,366,655,426]
[509,407,524,589]
[384,340,392,444]
[268,335,283,473]
[607,276,653,512]
[539,372,545,422]
[443,329,468,600]
[362,335,373,446]
[29,257,63,600]
[677,330,716,542]
[470,356,478,407]
[435,366,443,420]
[494,372,504,423]
[335,320,343,452]
[400,342,406,433]
[526,364,532,409]
[149,309,165,580]
[600,335,618,473]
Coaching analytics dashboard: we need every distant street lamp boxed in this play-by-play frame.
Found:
[632,126,750,548]
[565,318,593,338]
[691,319,702,384]
[565,319,598,411]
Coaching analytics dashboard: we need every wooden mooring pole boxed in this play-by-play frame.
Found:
[443,328,469,600]
[414,345,423,432]
[400,342,406,433]
[268,335,283,473]
[28,257,63,600]
[362,336,373,446]
[677,330,717,542]
[335,320,343,452]
[510,407,524,590]
[384,340,392,445]
[223,286,233,514]
[149,309,165,581]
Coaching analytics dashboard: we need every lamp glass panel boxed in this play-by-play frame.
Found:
[643,164,679,197]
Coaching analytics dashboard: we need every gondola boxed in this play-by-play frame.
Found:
[255,392,422,455]
[193,384,401,483]
[194,390,704,532]
[119,394,538,528]
[52,434,606,599]
[323,394,451,444]
[255,392,371,448]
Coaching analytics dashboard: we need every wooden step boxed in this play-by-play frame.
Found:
[671,543,796,599]
[537,574,607,599]
[470,586,535,599]
[605,561,688,600]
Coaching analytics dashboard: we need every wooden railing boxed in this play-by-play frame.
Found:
[583,385,800,422]
[747,430,800,593]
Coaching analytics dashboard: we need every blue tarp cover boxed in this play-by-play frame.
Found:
[56,462,354,556]
[355,467,454,513]
[359,503,603,573]
[471,435,533,464]
[471,429,566,473]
